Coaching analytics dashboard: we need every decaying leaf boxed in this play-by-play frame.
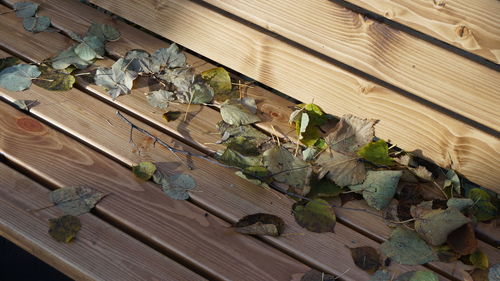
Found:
[307,176,343,199]
[216,121,269,147]
[263,146,311,190]
[467,188,498,222]
[151,43,186,69]
[13,2,39,18]
[369,270,391,281]
[48,215,81,243]
[234,213,285,236]
[49,186,105,216]
[23,16,51,33]
[94,58,138,99]
[0,57,21,72]
[154,172,196,200]
[177,80,214,104]
[201,67,231,95]
[146,90,175,110]
[396,155,433,181]
[51,45,93,70]
[300,270,336,281]
[394,270,439,281]
[381,227,437,265]
[132,161,157,180]
[123,49,156,74]
[293,199,336,233]
[414,207,470,246]
[218,148,261,168]
[86,22,121,42]
[74,35,105,61]
[447,198,474,211]
[489,263,500,281]
[349,246,381,273]
[325,114,377,153]
[163,111,181,122]
[469,250,489,270]
[13,99,38,111]
[357,140,394,166]
[316,149,366,187]
[32,65,75,91]
[447,223,477,256]
[220,98,261,126]
[435,245,460,263]
[349,170,402,210]
[0,64,40,91]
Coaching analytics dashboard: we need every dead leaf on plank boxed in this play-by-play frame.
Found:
[234,213,285,236]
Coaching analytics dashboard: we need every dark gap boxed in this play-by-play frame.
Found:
[330,0,500,71]
[193,0,499,137]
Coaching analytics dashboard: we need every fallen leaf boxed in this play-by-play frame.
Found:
[293,199,336,233]
[32,65,75,91]
[325,114,377,153]
[48,215,81,243]
[300,270,336,281]
[349,246,381,273]
[447,223,477,256]
[470,250,489,270]
[381,227,437,265]
[316,149,366,187]
[163,111,181,122]
[155,172,196,200]
[74,35,105,61]
[220,98,261,125]
[132,161,157,180]
[307,176,343,199]
[177,80,214,104]
[201,67,231,95]
[51,45,93,70]
[489,264,499,281]
[86,22,121,42]
[349,170,402,210]
[94,58,138,99]
[216,121,269,146]
[357,140,394,166]
[218,148,261,168]
[0,64,40,91]
[447,198,474,211]
[339,192,364,206]
[151,43,186,69]
[23,16,51,33]
[436,245,461,263]
[302,147,318,162]
[466,188,498,222]
[291,103,327,146]
[157,67,194,93]
[394,270,439,281]
[13,2,39,18]
[263,146,311,190]
[370,270,391,281]
[49,186,105,216]
[414,207,470,246]
[123,49,155,74]
[0,57,21,72]
[146,90,175,110]
[234,213,285,236]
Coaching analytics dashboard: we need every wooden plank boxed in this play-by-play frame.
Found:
[0,69,439,281]
[0,104,310,280]
[0,164,204,281]
[48,0,500,191]
[95,0,500,133]
[338,0,500,64]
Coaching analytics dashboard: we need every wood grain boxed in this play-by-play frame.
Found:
[0,164,204,281]
[67,0,500,191]
[199,0,500,131]
[0,103,311,281]
[340,0,500,63]
[0,69,439,280]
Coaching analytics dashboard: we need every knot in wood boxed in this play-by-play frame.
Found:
[455,25,471,39]
[16,117,44,133]
[432,0,446,8]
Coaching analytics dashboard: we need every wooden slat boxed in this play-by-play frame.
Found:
[0,164,204,281]
[0,66,438,281]
[338,0,500,64]
[0,104,310,281]
[96,0,500,133]
[62,0,500,191]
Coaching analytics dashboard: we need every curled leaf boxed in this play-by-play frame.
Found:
[48,215,81,243]
[163,111,181,122]
[132,161,157,180]
[234,213,285,236]
[293,199,336,233]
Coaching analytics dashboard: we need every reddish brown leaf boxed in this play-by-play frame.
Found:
[447,223,478,256]
[349,246,381,274]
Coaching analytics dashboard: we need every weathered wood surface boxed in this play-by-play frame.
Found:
[77,0,500,191]
[0,102,311,281]
[339,0,500,63]
[0,164,205,281]
[0,7,491,281]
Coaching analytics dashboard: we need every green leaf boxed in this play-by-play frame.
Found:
[94,58,138,99]
[74,35,105,61]
[162,111,181,122]
[220,98,261,125]
[51,45,93,70]
[201,67,231,95]
[13,2,39,18]
[0,64,40,91]
[308,176,343,199]
[467,188,498,221]
[132,161,157,180]
[349,246,381,273]
[151,43,186,69]
[23,16,51,33]
[394,270,439,281]
[156,172,196,200]
[263,146,311,189]
[470,250,489,270]
[218,148,261,169]
[357,140,394,166]
[146,90,175,110]
[349,170,402,210]
[0,57,21,72]
[86,22,121,42]
[234,213,285,237]
[293,199,336,233]
[49,186,105,216]
[447,198,473,211]
[48,215,81,243]
[292,103,327,147]
[32,65,75,91]
[381,227,437,265]
[414,207,470,246]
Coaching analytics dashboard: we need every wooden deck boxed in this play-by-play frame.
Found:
[0,0,498,280]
